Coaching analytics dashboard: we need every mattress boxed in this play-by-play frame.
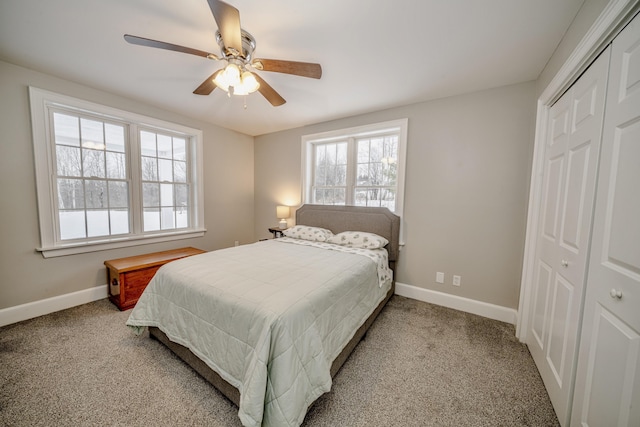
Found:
[126,238,392,427]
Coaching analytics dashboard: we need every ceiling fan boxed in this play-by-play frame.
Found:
[124,0,322,107]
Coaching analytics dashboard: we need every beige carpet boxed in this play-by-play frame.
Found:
[0,296,559,426]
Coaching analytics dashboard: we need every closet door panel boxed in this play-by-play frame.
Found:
[560,142,591,253]
[547,274,574,384]
[578,305,639,426]
[541,155,565,241]
[532,261,553,347]
[606,121,640,284]
[571,14,640,427]
[527,48,610,426]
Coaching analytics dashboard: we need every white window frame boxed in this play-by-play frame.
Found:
[30,87,205,258]
[301,119,408,218]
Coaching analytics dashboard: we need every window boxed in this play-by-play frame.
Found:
[139,130,190,232]
[30,88,204,257]
[302,119,407,215]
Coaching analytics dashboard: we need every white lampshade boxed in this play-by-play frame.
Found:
[276,205,290,229]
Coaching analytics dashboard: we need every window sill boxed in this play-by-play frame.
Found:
[37,229,207,258]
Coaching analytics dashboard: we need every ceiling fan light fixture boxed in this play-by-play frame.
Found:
[213,64,260,96]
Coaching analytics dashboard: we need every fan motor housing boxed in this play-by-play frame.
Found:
[216,30,256,62]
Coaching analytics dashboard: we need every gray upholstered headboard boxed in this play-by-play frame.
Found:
[296,204,401,265]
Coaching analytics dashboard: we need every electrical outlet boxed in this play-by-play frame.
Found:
[234,240,239,247]
[453,275,461,286]
[436,272,444,284]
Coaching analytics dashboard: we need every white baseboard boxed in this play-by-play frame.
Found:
[1,282,517,328]
[395,282,518,325]
[0,285,108,327]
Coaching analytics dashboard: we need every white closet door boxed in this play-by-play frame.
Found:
[570,15,640,427]
[527,48,610,426]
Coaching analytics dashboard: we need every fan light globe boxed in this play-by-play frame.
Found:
[213,64,260,96]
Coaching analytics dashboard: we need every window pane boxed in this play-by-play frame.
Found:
[315,164,326,186]
[370,138,383,162]
[110,209,129,235]
[85,180,107,208]
[140,131,156,156]
[381,159,397,186]
[57,178,84,209]
[157,135,172,159]
[56,145,82,177]
[81,118,104,150]
[175,184,188,207]
[355,189,368,206]
[158,159,172,182]
[173,138,186,161]
[176,210,188,228]
[381,188,396,209]
[87,209,109,237]
[174,160,186,183]
[82,149,105,178]
[108,181,128,208]
[141,156,157,181]
[354,188,396,208]
[335,164,347,186]
[143,208,160,231]
[323,188,345,205]
[161,207,175,229]
[106,152,126,179]
[53,113,80,147]
[326,143,337,165]
[59,210,86,240]
[337,143,347,165]
[143,183,160,207]
[368,188,382,206]
[357,141,369,163]
[369,162,383,185]
[105,123,125,152]
[357,164,370,185]
[160,183,174,206]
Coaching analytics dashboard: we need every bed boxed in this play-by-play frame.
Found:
[126,204,400,427]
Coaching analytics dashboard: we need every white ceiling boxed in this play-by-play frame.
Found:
[0,0,584,136]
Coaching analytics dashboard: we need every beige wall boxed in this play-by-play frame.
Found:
[536,0,610,95]
[255,82,537,310]
[0,60,255,309]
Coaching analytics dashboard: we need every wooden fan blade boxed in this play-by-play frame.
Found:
[252,59,322,79]
[124,34,217,59]
[207,0,242,56]
[193,70,222,95]
[253,74,286,106]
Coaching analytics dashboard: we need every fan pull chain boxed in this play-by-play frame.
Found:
[244,96,247,110]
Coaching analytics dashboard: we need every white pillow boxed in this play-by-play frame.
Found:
[327,231,389,249]
[283,225,334,242]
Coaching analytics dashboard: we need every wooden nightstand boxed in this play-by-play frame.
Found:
[268,227,287,238]
[105,247,206,310]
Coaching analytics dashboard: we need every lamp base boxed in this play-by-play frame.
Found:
[278,219,287,229]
